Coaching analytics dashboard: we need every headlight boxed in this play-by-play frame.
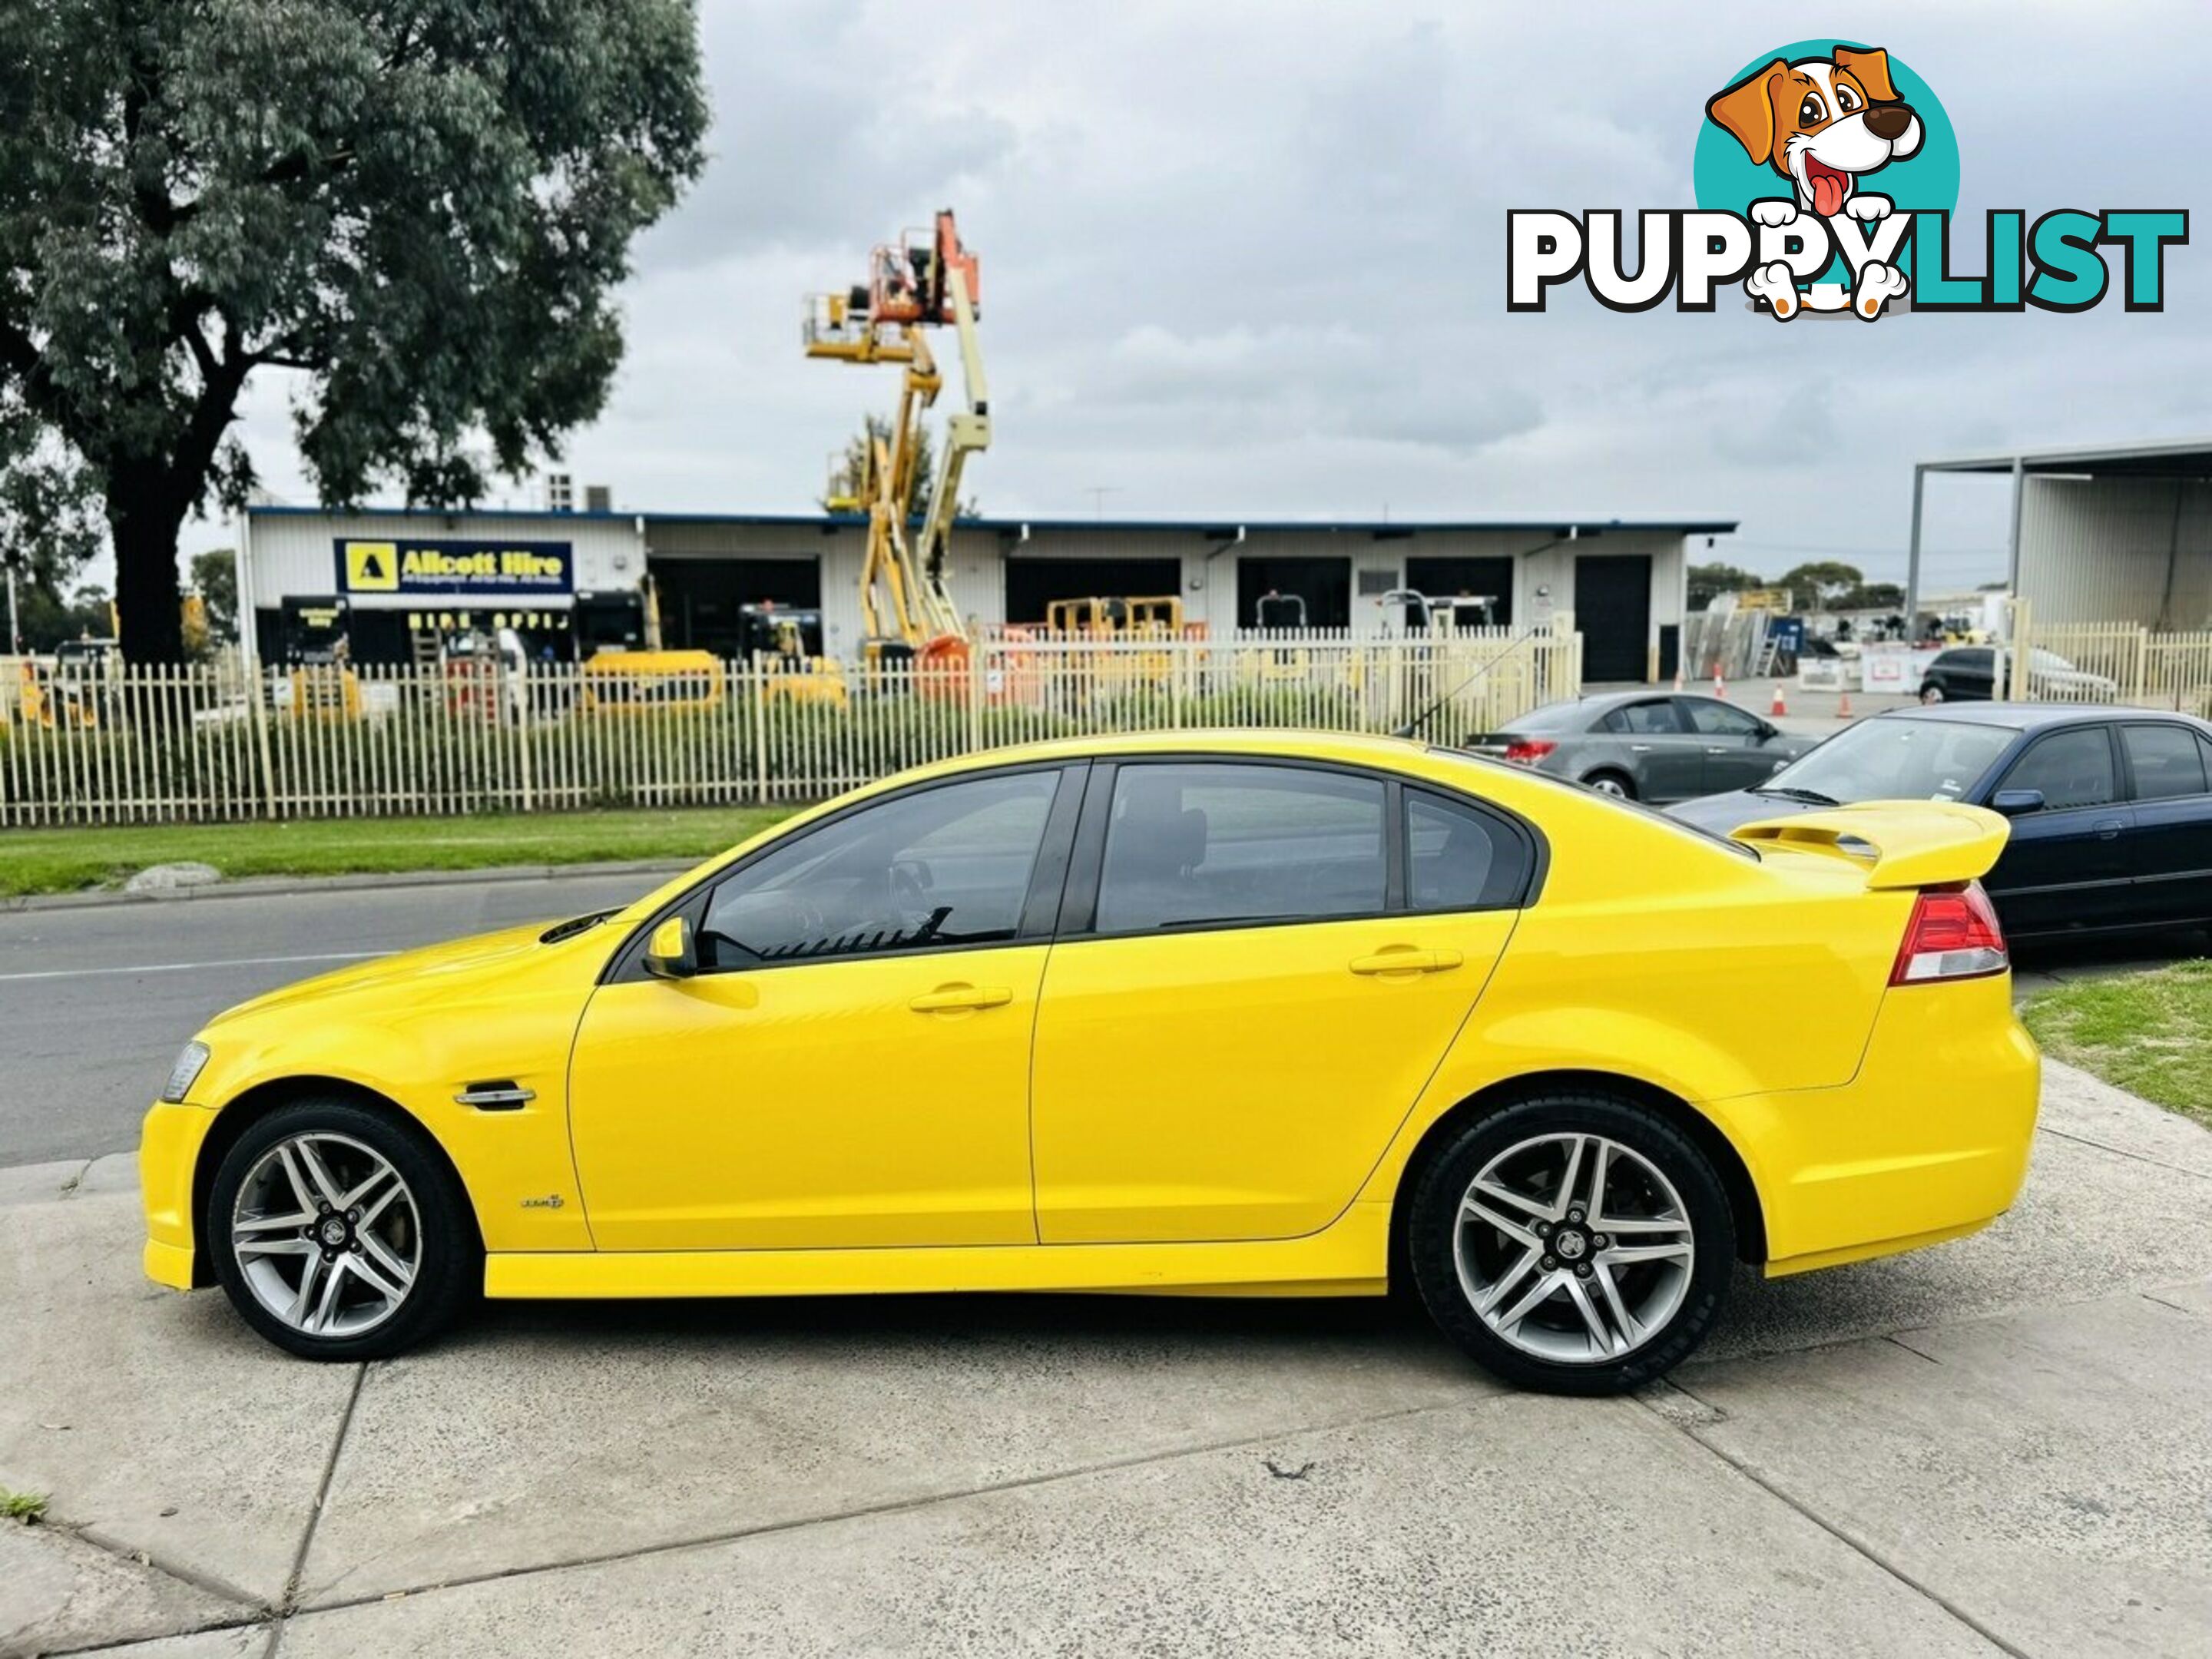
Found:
[160,1041,210,1104]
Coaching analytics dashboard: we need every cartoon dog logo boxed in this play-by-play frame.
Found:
[1706,45,1923,318]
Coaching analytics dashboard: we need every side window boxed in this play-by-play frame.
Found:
[1682,699,1763,737]
[699,770,1060,965]
[1406,790,1532,912]
[2124,725,2210,800]
[1601,700,1684,735]
[1094,763,1386,932]
[1998,728,2117,812]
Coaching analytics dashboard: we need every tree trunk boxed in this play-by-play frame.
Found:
[109,470,188,664]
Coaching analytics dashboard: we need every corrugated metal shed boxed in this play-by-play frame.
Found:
[1906,438,2212,628]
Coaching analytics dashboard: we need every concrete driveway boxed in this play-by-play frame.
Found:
[3,1061,2208,1657]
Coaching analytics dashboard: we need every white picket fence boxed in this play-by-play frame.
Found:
[2007,615,2212,714]
[0,628,1582,826]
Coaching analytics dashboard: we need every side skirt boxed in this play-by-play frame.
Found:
[485,1201,1392,1300]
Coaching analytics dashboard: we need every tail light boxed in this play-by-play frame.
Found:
[1502,739,1557,763]
[1889,882,2008,985]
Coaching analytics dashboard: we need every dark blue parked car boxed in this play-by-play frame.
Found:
[1669,704,2212,940]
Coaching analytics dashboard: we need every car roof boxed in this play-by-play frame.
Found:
[1872,702,2210,733]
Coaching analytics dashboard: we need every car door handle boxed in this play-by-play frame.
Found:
[909,984,1013,1013]
[1349,948,1464,976]
[1704,745,1729,755]
[2092,820,2124,839]
[1629,743,1651,752]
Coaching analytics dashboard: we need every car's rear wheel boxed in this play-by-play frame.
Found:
[1406,1094,1734,1395]
[208,1100,477,1361]
[1920,683,1945,704]
[1582,769,1635,800]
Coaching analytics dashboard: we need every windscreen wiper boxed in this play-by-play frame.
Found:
[1750,786,1840,806]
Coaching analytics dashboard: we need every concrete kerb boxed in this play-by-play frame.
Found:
[2,858,698,916]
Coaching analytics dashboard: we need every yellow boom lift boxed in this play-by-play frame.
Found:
[805,210,988,681]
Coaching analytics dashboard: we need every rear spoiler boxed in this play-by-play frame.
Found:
[1729,800,2011,890]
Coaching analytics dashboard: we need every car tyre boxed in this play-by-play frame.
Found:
[1406,1093,1734,1396]
[207,1098,478,1361]
[1919,683,1945,704]
[1582,769,1636,800]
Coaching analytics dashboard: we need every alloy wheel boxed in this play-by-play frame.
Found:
[1586,774,1629,798]
[1451,1131,1695,1363]
[230,1132,422,1338]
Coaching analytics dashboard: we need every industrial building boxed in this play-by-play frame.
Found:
[1906,436,2212,628]
[238,504,1736,684]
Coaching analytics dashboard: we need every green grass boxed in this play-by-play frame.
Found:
[2022,960,2212,1130]
[0,1488,47,1524]
[0,806,797,899]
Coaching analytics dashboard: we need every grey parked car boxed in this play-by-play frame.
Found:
[1464,690,1817,803]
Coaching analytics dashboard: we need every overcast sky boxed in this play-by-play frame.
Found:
[208,0,2210,591]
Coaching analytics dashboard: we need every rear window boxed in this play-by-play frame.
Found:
[1430,747,1759,859]
[1508,700,1598,733]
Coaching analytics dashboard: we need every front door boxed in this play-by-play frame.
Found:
[568,765,1081,1250]
[1678,696,1786,794]
[2118,723,2212,926]
[1029,761,1528,1243]
[1982,725,2133,935]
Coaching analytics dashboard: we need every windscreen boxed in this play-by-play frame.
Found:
[1761,718,2015,803]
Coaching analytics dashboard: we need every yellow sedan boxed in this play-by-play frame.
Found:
[140,730,2039,1393]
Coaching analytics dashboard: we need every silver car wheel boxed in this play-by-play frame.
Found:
[230,1132,422,1338]
[1451,1132,1695,1364]
[1585,773,1629,798]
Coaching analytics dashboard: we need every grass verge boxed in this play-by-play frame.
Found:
[2022,960,2212,1129]
[0,806,796,899]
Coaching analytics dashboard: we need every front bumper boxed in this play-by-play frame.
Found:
[140,1099,218,1290]
[1711,972,2041,1275]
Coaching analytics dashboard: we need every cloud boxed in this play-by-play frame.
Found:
[199,0,2212,588]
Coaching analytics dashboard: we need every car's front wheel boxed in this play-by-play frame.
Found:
[1406,1094,1734,1394]
[208,1099,478,1360]
[1920,682,1946,704]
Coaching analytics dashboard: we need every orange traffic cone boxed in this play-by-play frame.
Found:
[1673,665,1686,694]
[1770,682,1788,717]
[1712,667,1727,700]
[1837,687,1854,719]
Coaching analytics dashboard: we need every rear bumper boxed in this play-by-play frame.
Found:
[1710,974,2041,1274]
[140,1100,217,1290]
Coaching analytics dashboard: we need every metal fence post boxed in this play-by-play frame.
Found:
[246,654,278,820]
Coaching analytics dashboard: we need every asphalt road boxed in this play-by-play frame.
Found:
[0,872,664,1168]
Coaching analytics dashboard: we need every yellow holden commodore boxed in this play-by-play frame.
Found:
[140,730,2039,1394]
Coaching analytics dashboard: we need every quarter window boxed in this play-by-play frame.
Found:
[2123,725,2210,800]
[1406,791,1531,912]
[699,771,1060,966]
[1997,727,2116,812]
[1094,763,1386,932]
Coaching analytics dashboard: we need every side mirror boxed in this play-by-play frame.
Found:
[644,915,698,979]
[1990,788,2045,818]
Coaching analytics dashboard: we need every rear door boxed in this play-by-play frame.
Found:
[1594,697,1704,801]
[1982,724,2133,935]
[2117,723,2212,926]
[1028,760,1530,1243]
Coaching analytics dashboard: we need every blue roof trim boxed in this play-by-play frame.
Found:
[246,505,1739,536]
